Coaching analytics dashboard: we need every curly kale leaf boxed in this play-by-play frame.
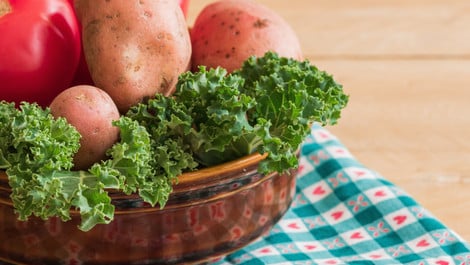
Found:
[175,67,266,166]
[0,101,18,169]
[0,52,348,232]
[0,102,116,231]
[237,52,349,126]
[175,52,348,173]
[0,102,82,222]
[124,94,198,206]
[2,102,80,174]
[235,52,349,173]
[0,103,166,231]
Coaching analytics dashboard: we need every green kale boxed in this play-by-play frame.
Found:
[0,102,81,222]
[0,102,188,231]
[123,94,198,206]
[0,52,348,231]
[236,52,349,173]
[175,67,264,166]
[174,52,349,173]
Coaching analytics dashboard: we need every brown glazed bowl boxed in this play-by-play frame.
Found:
[0,153,297,265]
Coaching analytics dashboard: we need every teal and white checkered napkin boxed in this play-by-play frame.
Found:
[211,124,470,265]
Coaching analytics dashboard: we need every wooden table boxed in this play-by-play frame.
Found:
[188,1,470,242]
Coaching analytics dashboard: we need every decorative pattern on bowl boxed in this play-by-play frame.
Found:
[0,153,297,265]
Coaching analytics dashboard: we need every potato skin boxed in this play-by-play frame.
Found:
[74,0,192,113]
[49,85,120,170]
[190,0,303,73]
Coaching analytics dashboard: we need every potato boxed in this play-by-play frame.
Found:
[50,85,120,170]
[190,0,303,73]
[74,0,192,113]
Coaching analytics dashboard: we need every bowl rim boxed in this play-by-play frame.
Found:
[177,152,267,184]
[0,153,276,214]
[0,152,268,189]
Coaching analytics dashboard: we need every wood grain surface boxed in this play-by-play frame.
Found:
[187,1,470,241]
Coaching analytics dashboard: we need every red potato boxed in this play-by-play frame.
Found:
[74,0,192,113]
[190,0,303,73]
[49,85,120,170]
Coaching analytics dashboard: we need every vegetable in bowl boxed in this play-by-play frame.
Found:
[167,52,348,173]
[0,52,348,231]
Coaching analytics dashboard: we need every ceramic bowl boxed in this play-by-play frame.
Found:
[0,153,297,265]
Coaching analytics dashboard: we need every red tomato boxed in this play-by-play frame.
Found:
[67,0,94,86]
[0,0,81,107]
[180,0,190,17]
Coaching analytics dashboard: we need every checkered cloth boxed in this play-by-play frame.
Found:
[211,124,470,265]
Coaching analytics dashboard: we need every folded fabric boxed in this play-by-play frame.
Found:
[211,124,470,265]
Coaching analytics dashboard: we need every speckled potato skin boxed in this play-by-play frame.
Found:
[74,0,192,113]
[190,0,303,73]
[49,85,120,170]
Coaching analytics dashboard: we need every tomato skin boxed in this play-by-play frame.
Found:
[179,0,190,17]
[0,0,81,107]
[70,40,95,86]
[68,0,94,86]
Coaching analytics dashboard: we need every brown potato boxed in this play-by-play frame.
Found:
[190,0,303,73]
[49,85,120,170]
[74,0,192,113]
